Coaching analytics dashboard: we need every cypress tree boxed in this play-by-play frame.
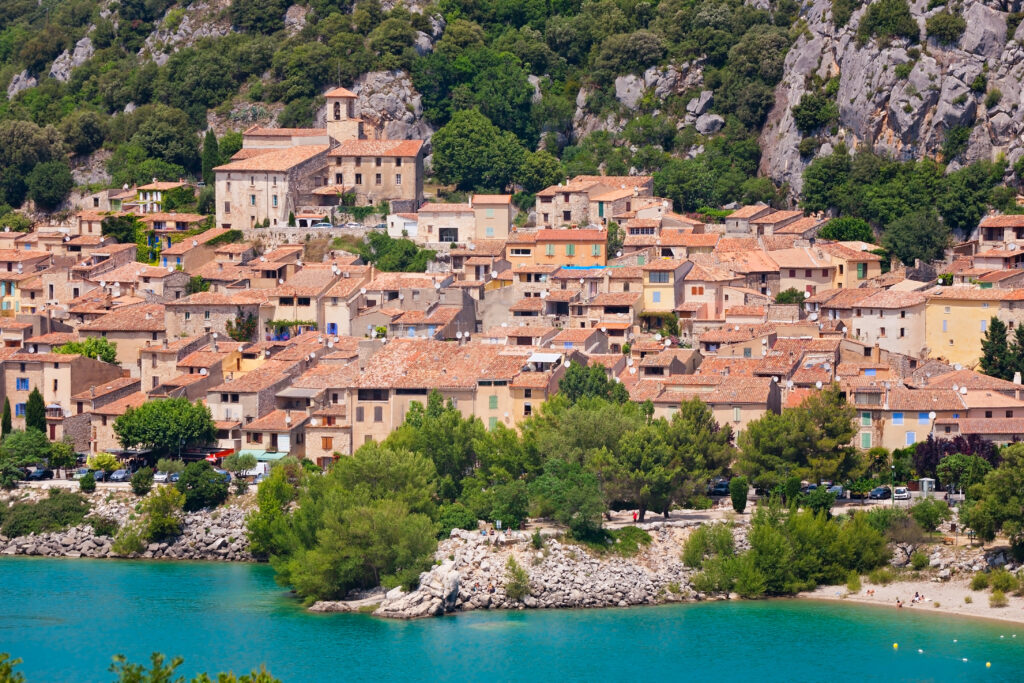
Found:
[201,129,219,187]
[1,398,11,437]
[1010,322,1024,379]
[25,388,46,434]
[980,316,1011,380]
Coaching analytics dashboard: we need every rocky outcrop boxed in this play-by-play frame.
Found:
[141,0,234,64]
[347,521,742,619]
[284,4,309,36]
[50,36,95,82]
[350,71,435,143]
[0,491,252,562]
[7,70,36,99]
[761,0,1024,192]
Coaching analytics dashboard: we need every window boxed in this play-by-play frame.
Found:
[690,285,704,295]
[900,310,906,319]
[860,432,871,449]
[248,432,262,444]
[562,210,571,221]
[298,297,311,306]
[374,406,383,422]
[879,327,885,337]
[375,173,382,185]
[335,173,343,184]
[1008,410,1015,418]
[280,297,293,306]
[375,157,382,167]
[355,173,362,185]
[395,158,402,167]
[249,195,255,206]
[905,432,916,446]
[486,227,494,237]
[789,269,796,277]
[899,327,906,338]
[355,407,364,422]
[204,310,210,320]
[892,412,904,425]
[546,244,555,256]
[649,272,669,284]
[805,269,812,278]
[743,347,751,358]
[566,244,575,256]
[918,412,930,424]
[488,417,498,430]
[14,403,25,417]
[489,395,498,410]
[985,410,993,418]
[355,157,361,166]
[272,195,279,208]
[857,262,866,279]
[524,403,532,416]
[733,407,741,422]
[395,173,402,186]
[652,291,661,303]
[981,320,987,332]
[15,378,28,391]
[592,244,600,256]
[942,320,948,332]
[224,202,230,213]
[184,311,191,320]
[322,437,333,450]
[861,411,871,426]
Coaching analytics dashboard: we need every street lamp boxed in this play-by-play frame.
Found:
[891,464,896,509]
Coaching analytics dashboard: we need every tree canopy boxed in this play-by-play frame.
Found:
[54,338,119,364]
[113,398,216,454]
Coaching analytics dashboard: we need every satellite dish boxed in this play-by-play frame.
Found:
[456,331,463,339]
[278,278,284,284]
[100,281,106,287]
[627,357,634,366]
[565,360,571,368]
[629,367,637,374]
[200,368,208,376]
[952,384,959,391]
[772,376,779,382]
[213,332,218,339]
[192,240,198,247]
[655,333,662,341]
[616,250,622,257]
[809,313,819,321]
[434,282,441,290]
[579,278,585,285]
[398,294,404,300]
[491,270,498,278]
[786,380,794,388]
[260,256,267,262]
[309,418,318,427]
[803,291,811,298]
[238,344,244,352]
[360,288,367,295]
[327,341,334,348]
[540,291,548,299]
[29,345,35,353]
[928,411,936,420]
[835,375,841,382]
[664,339,671,346]
[761,338,768,344]
[960,386,968,395]
[167,266,174,272]
[954,363,963,371]
[815,381,823,389]
[501,322,508,327]
[504,412,509,418]
[264,349,271,357]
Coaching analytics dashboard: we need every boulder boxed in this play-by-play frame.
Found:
[7,70,36,100]
[958,3,1006,60]
[695,114,724,135]
[614,75,645,110]
[686,91,713,116]
[50,36,95,82]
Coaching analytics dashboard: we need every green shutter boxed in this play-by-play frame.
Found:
[488,417,498,430]
[546,244,554,256]
[489,395,498,410]
[566,244,575,256]
[592,244,600,256]
[857,262,866,279]
[860,432,871,449]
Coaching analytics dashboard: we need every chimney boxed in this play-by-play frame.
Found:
[162,338,169,349]
[218,262,223,271]
[90,385,95,397]
[872,343,880,363]
[1015,372,1022,385]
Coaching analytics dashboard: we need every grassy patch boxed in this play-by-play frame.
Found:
[573,526,653,557]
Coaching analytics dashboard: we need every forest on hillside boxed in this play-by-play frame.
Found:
[1,0,1020,265]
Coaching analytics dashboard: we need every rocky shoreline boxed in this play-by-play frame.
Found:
[0,490,253,562]
[313,521,747,619]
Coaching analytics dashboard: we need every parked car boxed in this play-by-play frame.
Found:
[26,467,54,481]
[71,468,91,480]
[169,472,180,483]
[894,486,911,500]
[343,221,361,229]
[869,486,892,500]
[91,470,107,482]
[801,483,818,493]
[153,471,171,483]
[311,221,333,229]
[109,469,131,482]
[213,468,232,483]
[708,479,730,496]
[372,223,386,230]
[826,485,845,500]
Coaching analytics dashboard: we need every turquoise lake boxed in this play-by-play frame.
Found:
[2,557,1023,682]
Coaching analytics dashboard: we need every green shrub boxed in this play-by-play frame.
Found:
[970,74,987,93]
[792,92,839,134]
[894,62,913,79]
[112,523,146,556]
[868,567,896,585]
[531,530,544,550]
[131,467,154,496]
[858,0,920,44]
[732,554,767,598]
[910,551,929,571]
[141,485,185,541]
[964,595,972,604]
[798,137,820,157]
[610,526,653,557]
[941,126,971,161]
[985,89,1002,110]
[504,556,531,601]
[970,572,990,591]
[437,502,478,537]
[729,476,748,514]
[175,461,228,511]
[688,495,713,510]
[989,568,1019,593]
[926,11,966,45]
[87,515,119,537]
[0,489,90,537]
[79,472,96,492]
[846,571,862,593]
[990,589,1008,607]
[682,523,734,568]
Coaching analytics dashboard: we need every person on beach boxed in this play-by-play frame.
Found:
[633,511,638,523]
[897,599,903,609]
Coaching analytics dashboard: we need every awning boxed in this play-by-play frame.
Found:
[240,449,288,462]
[528,352,561,364]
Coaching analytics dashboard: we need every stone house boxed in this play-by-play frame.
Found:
[77,303,168,376]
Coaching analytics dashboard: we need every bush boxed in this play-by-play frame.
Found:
[970,572,990,591]
[926,11,966,45]
[504,556,531,601]
[730,476,749,514]
[989,568,1019,594]
[682,523,734,568]
[792,92,839,135]
[985,89,1002,110]
[531,530,544,550]
[910,552,929,571]
[131,467,154,496]
[609,526,653,557]
[141,485,185,541]
[868,567,896,585]
[87,515,119,537]
[156,458,185,475]
[79,472,96,492]
[176,461,228,511]
[858,0,920,44]
[910,498,952,534]
[0,490,91,537]
[846,571,862,593]
[942,126,971,161]
[437,502,478,537]
[112,523,146,556]
[964,595,972,604]
[990,589,1009,607]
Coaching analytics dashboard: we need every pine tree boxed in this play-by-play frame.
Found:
[1,398,11,437]
[201,129,219,187]
[1010,322,1024,380]
[25,388,46,434]
[980,316,1012,380]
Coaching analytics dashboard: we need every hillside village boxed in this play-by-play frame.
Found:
[6,85,1024,471]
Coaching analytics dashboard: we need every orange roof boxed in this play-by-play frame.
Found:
[727,204,772,219]
[419,202,472,213]
[79,304,165,332]
[161,228,233,256]
[138,181,185,191]
[979,214,1024,228]
[535,229,604,242]
[213,145,328,172]
[324,87,357,98]
[329,139,424,157]
[473,194,512,204]
[140,212,205,224]
[243,126,327,137]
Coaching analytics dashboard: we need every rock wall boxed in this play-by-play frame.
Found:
[0,490,252,562]
[761,0,1024,193]
[314,521,748,619]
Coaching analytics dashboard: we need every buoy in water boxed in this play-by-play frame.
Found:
[963,658,969,662]
[917,649,923,654]
[893,643,898,650]
[986,662,992,668]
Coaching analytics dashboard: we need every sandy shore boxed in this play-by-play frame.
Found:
[801,577,1024,626]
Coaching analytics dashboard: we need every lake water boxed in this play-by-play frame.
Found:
[2,557,1023,682]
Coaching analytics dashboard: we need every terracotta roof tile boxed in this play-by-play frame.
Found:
[214,145,328,172]
[79,304,165,332]
[329,139,423,157]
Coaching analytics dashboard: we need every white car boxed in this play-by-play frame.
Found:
[894,486,911,500]
[153,471,171,484]
[311,221,333,229]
